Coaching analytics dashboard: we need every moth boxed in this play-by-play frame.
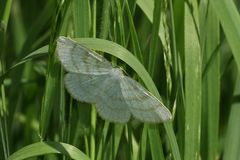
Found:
[57,36,172,123]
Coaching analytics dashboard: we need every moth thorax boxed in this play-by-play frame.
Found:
[110,68,124,78]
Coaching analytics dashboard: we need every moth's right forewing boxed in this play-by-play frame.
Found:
[120,76,172,123]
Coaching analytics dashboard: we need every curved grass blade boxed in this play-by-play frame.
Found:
[0,45,48,83]
[8,141,90,160]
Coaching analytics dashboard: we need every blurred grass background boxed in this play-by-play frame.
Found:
[1,0,240,159]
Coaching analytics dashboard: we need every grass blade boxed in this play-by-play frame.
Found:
[223,76,240,160]
[210,0,240,70]
[8,141,90,160]
[200,2,220,160]
[184,1,202,159]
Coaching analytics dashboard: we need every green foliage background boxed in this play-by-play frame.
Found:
[1,0,240,160]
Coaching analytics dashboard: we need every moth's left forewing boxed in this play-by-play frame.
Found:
[57,36,112,75]
[57,37,82,73]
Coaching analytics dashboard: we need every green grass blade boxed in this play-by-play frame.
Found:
[19,0,55,57]
[99,0,111,39]
[148,125,164,160]
[113,124,124,159]
[136,1,182,159]
[0,45,48,83]
[164,122,181,160]
[148,0,161,76]
[40,0,71,139]
[184,2,202,160]
[125,0,143,63]
[1,0,12,32]
[115,0,126,45]
[137,0,154,22]
[96,122,109,160]
[72,1,94,160]
[11,1,26,54]
[0,2,13,158]
[8,141,90,160]
[139,125,147,160]
[223,76,240,160]
[126,2,166,159]
[73,0,91,37]
[92,0,96,37]
[200,2,220,160]
[210,0,240,70]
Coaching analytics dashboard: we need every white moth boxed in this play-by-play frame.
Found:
[57,36,172,123]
